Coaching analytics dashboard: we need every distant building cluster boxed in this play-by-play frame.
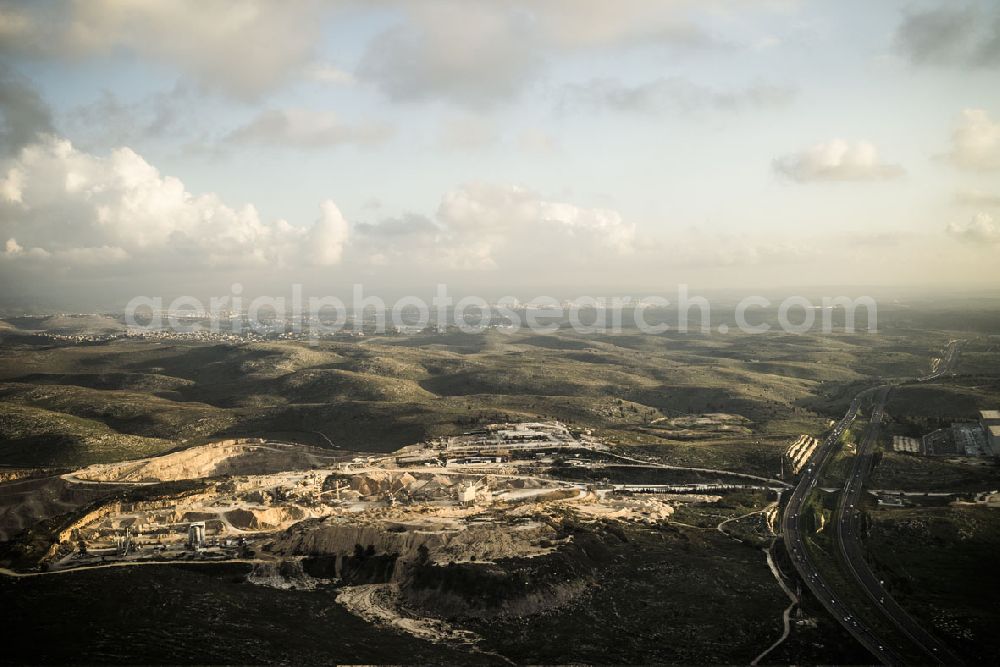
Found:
[980,410,1000,453]
[918,409,1000,458]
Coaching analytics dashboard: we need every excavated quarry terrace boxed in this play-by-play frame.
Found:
[12,425,695,571]
[3,424,734,648]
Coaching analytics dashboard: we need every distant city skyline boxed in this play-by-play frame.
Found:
[1,0,999,309]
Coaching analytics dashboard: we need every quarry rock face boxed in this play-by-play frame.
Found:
[224,507,306,530]
[73,439,341,483]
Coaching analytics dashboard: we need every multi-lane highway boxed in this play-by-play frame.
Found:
[782,340,964,665]
[917,339,962,383]
[782,393,906,664]
[834,386,963,665]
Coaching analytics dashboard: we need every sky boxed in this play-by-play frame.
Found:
[0,0,999,310]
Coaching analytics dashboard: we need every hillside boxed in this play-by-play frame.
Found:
[0,322,985,470]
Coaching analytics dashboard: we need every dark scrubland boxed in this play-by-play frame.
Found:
[864,505,1000,665]
[1,304,999,665]
[2,304,985,469]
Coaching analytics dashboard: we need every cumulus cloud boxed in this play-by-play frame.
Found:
[894,6,1000,69]
[0,135,635,283]
[433,183,635,269]
[0,0,328,99]
[0,136,348,273]
[0,64,54,154]
[222,109,391,150]
[773,140,904,183]
[944,109,1000,171]
[946,212,999,244]
[441,183,633,248]
[560,77,796,114]
[305,202,350,266]
[352,183,636,271]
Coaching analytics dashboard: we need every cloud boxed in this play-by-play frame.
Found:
[351,183,636,271]
[773,140,904,183]
[528,0,717,50]
[63,83,198,151]
[221,109,391,150]
[435,119,560,154]
[305,63,356,86]
[357,3,542,108]
[894,6,1000,69]
[355,213,441,239]
[355,0,743,108]
[946,212,999,244]
[0,1,329,100]
[0,1,789,109]
[305,202,350,266]
[955,188,1000,207]
[0,136,348,274]
[0,137,633,282]
[434,182,636,267]
[560,77,796,114]
[1,1,781,109]
[352,213,445,267]
[0,64,54,154]
[944,109,1000,171]
[1,238,128,265]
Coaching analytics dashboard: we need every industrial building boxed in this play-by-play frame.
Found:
[979,410,1000,455]
[187,522,206,548]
